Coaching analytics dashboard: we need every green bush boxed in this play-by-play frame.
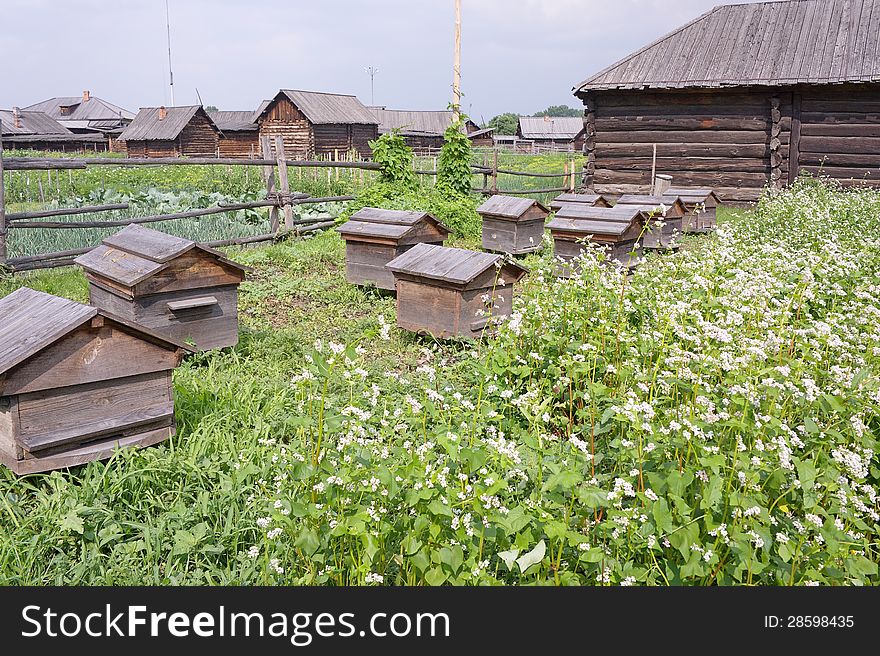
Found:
[437,115,473,196]
[369,130,416,190]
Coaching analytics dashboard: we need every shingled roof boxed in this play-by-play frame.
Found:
[259,90,378,125]
[518,116,584,140]
[23,95,134,133]
[208,111,258,132]
[576,0,880,92]
[386,244,528,286]
[371,108,481,136]
[0,110,71,135]
[119,106,219,142]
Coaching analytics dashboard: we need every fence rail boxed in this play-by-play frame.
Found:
[0,130,580,272]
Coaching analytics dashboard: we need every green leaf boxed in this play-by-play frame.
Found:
[172,529,197,555]
[516,540,546,573]
[295,529,320,555]
[401,535,422,556]
[796,459,817,492]
[425,567,448,586]
[498,548,519,570]
[439,545,464,573]
[60,511,84,535]
[652,498,674,533]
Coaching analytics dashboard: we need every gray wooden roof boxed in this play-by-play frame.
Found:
[119,106,219,141]
[0,110,71,135]
[477,195,549,219]
[386,243,527,285]
[664,187,721,206]
[553,204,646,222]
[518,116,584,139]
[547,216,634,237]
[208,111,259,131]
[23,95,134,133]
[338,208,450,241]
[576,0,880,92]
[550,193,609,210]
[75,225,247,288]
[261,90,378,125]
[0,287,188,376]
[371,108,480,136]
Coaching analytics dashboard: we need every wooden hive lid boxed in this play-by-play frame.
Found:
[549,193,609,210]
[615,195,686,217]
[75,224,248,288]
[546,217,634,237]
[386,243,527,286]
[553,204,644,222]
[476,195,549,220]
[0,287,190,378]
[338,207,450,240]
[664,187,720,207]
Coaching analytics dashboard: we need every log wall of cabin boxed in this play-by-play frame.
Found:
[795,84,880,187]
[124,139,180,158]
[179,113,220,157]
[350,124,377,158]
[258,97,313,159]
[584,89,783,203]
[217,131,260,158]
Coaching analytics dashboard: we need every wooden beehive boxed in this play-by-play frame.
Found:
[477,195,549,255]
[664,187,721,232]
[0,288,190,475]
[549,193,612,212]
[614,195,687,250]
[547,205,646,273]
[386,243,528,339]
[75,225,248,351]
[336,208,450,291]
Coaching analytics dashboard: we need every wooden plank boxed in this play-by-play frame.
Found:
[789,91,802,184]
[799,123,880,137]
[597,143,768,158]
[795,151,880,167]
[103,224,194,263]
[597,130,769,144]
[260,135,280,233]
[597,157,770,172]
[132,252,244,297]
[798,135,880,154]
[5,203,129,222]
[17,372,173,452]
[594,116,769,131]
[3,425,172,475]
[1,323,180,396]
[0,124,6,265]
[167,296,218,312]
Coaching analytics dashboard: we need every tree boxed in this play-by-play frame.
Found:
[487,112,519,135]
[204,105,219,113]
[533,105,581,117]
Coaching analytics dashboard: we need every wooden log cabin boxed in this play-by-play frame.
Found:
[477,195,549,255]
[0,108,108,152]
[613,194,687,249]
[386,244,528,339]
[547,205,648,272]
[517,116,586,152]
[256,89,379,160]
[209,110,260,158]
[75,225,248,350]
[663,187,721,232]
[574,0,880,203]
[119,106,220,158]
[549,192,612,211]
[0,287,189,475]
[337,208,450,291]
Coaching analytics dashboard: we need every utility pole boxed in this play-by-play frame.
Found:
[452,0,461,121]
[165,0,175,106]
[365,66,379,105]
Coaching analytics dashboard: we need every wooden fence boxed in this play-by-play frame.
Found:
[0,123,579,272]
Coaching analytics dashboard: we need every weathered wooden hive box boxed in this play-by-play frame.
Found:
[547,205,645,273]
[0,287,189,475]
[386,243,528,339]
[614,195,687,249]
[75,225,248,351]
[477,195,549,255]
[664,187,721,232]
[336,208,450,291]
[549,193,612,212]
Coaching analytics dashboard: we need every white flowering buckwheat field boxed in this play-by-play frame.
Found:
[0,177,877,586]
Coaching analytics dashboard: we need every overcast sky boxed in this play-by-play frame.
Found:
[2,0,743,121]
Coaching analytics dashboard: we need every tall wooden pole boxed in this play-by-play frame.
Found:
[452,0,462,121]
[0,120,7,266]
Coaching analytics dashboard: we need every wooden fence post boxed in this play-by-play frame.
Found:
[0,121,7,266]
[570,159,576,192]
[273,137,294,230]
[491,149,498,193]
[260,136,281,233]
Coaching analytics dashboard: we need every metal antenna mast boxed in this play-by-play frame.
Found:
[365,66,379,105]
[165,0,175,106]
